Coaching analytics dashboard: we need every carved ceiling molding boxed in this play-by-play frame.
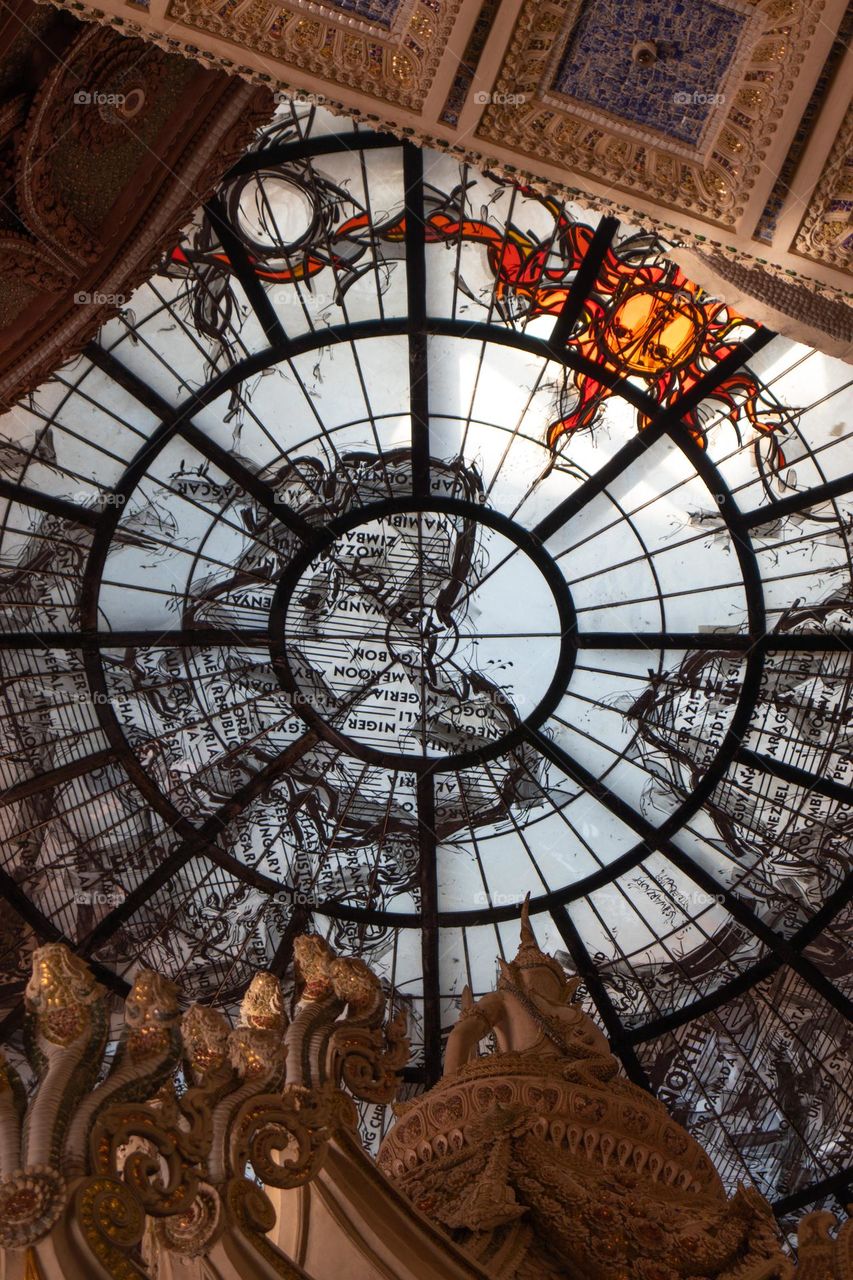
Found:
[671,242,853,357]
[26,0,853,364]
[476,0,825,230]
[165,0,463,111]
[794,100,853,270]
[33,0,853,332]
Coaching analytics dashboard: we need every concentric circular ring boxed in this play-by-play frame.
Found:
[268,496,578,773]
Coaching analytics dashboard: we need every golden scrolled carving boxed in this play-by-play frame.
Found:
[329,953,381,1013]
[25,943,105,1047]
[328,953,410,1103]
[73,1176,148,1279]
[230,972,290,1080]
[90,1099,201,1219]
[124,970,180,1034]
[157,1180,223,1257]
[230,1024,285,1081]
[335,1002,410,1104]
[182,1002,234,1080]
[793,1209,852,1277]
[62,967,184,1194]
[1,939,408,1276]
[289,933,410,1102]
[292,933,337,1003]
[231,1084,356,1189]
[0,1166,66,1249]
[241,970,288,1033]
[23,946,112,1177]
[225,1173,277,1237]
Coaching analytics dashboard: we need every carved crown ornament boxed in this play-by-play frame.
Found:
[378,899,853,1280]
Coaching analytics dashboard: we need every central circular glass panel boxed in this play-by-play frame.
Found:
[273,502,575,771]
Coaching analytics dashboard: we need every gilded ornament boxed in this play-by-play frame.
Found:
[293,18,321,46]
[410,9,433,38]
[605,141,630,166]
[25,943,104,1045]
[340,33,366,66]
[764,0,795,16]
[2,936,401,1274]
[0,1167,66,1248]
[181,1003,232,1078]
[753,39,788,61]
[390,50,415,84]
[737,87,766,108]
[75,1177,147,1279]
[124,969,180,1058]
[240,971,287,1033]
[293,933,336,1002]
[158,1182,222,1256]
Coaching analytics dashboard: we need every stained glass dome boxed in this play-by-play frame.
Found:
[0,103,850,1229]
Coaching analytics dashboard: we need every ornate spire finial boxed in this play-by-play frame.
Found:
[519,892,535,948]
[507,895,566,983]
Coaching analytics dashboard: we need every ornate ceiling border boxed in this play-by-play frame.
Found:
[474,0,828,229]
[31,0,853,350]
[794,101,853,270]
[536,0,767,167]
[163,0,463,111]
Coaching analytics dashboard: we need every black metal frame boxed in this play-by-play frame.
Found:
[0,127,850,1215]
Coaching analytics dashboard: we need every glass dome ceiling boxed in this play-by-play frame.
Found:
[0,104,850,1225]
